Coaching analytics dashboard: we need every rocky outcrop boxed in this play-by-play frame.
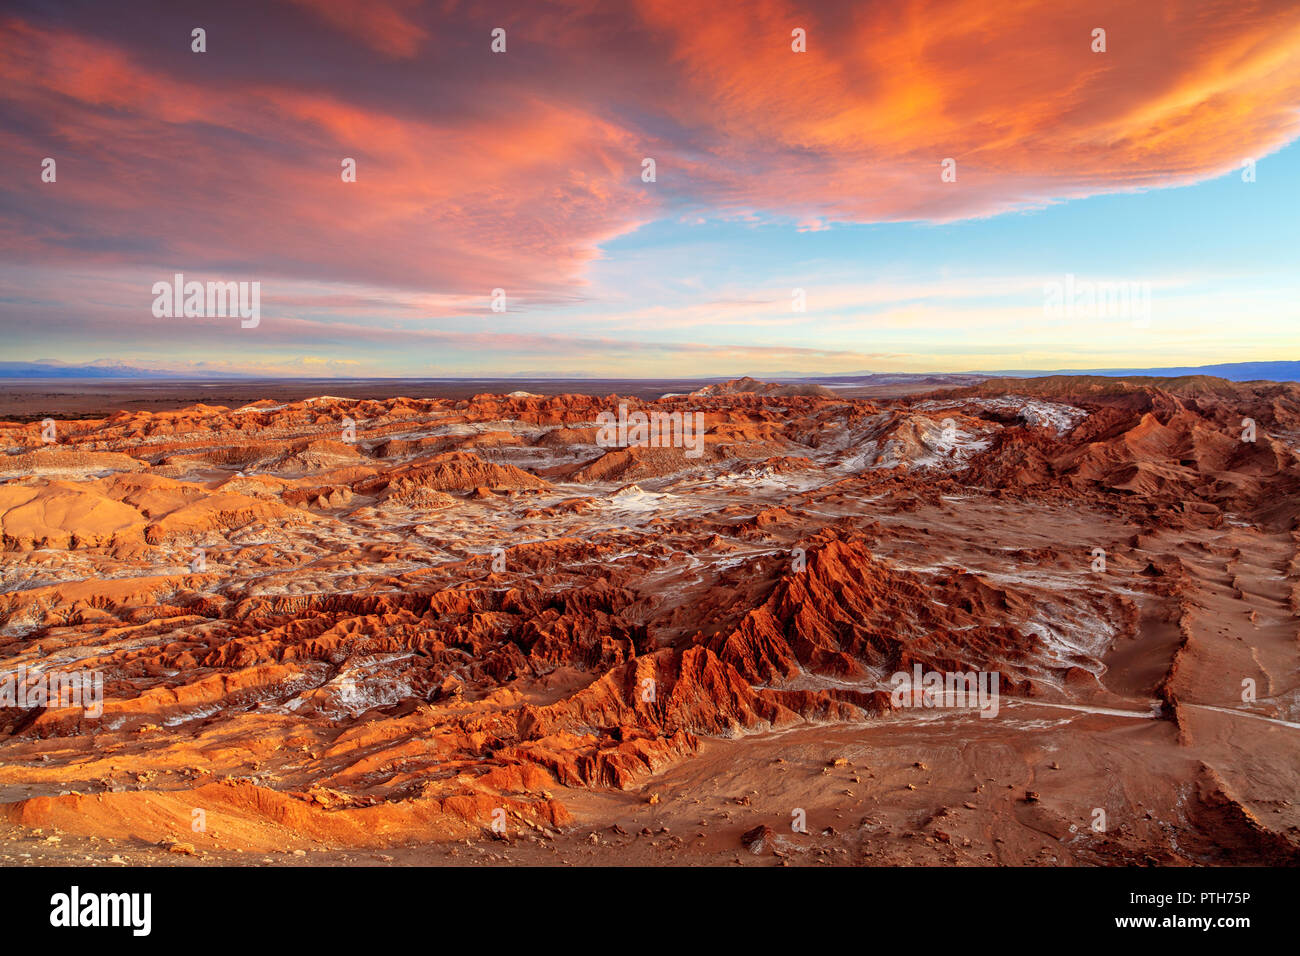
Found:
[0,380,1296,863]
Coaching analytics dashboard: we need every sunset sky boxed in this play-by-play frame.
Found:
[2,0,1299,378]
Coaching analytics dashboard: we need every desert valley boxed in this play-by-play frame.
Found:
[0,375,1296,867]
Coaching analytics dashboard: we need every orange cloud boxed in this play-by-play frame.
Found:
[0,14,656,295]
[0,0,1297,296]
[625,0,1300,220]
[283,0,430,58]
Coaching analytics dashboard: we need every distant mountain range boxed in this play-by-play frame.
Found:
[0,361,252,380]
[771,361,1300,385]
[996,361,1300,383]
[2,359,1298,384]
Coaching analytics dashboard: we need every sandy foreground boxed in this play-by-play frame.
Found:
[0,375,1297,866]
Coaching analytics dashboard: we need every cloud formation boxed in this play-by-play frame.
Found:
[1,0,1298,373]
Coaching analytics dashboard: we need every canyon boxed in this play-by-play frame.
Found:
[0,375,1297,866]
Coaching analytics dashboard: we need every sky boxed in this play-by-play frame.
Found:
[1,0,1299,379]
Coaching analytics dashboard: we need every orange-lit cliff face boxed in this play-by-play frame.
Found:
[1,377,1299,865]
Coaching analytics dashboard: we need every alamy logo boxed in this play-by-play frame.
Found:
[889,664,1000,718]
[0,666,102,718]
[152,273,260,328]
[595,402,705,458]
[50,886,151,936]
[1043,274,1150,327]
